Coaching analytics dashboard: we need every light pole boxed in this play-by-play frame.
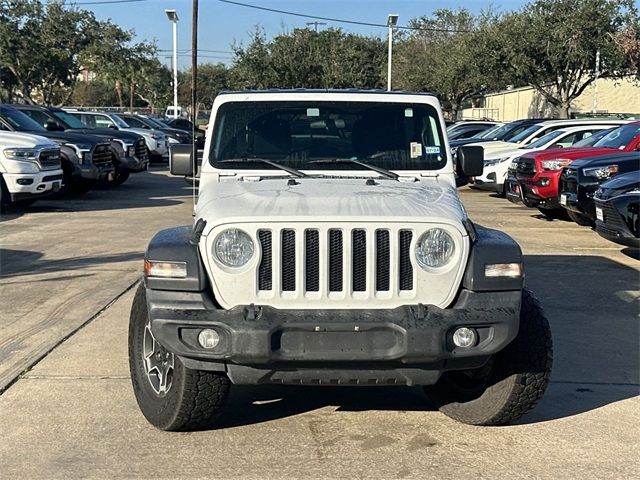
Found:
[165,9,179,118]
[387,14,398,91]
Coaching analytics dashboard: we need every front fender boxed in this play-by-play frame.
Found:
[145,226,208,292]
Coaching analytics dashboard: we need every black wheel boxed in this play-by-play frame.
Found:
[424,289,553,426]
[0,175,10,208]
[537,207,569,220]
[113,168,130,185]
[566,210,593,227]
[129,284,230,431]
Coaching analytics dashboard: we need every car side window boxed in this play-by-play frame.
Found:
[23,110,50,127]
[79,114,95,128]
[94,115,115,128]
[125,117,145,128]
[552,132,578,148]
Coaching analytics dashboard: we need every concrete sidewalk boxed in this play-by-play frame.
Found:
[1,285,638,479]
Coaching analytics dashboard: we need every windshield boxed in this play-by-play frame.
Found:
[110,114,131,129]
[523,129,565,149]
[0,106,47,132]
[473,124,502,139]
[593,123,640,149]
[210,101,447,171]
[571,128,613,147]
[508,124,543,144]
[141,117,166,129]
[53,111,88,129]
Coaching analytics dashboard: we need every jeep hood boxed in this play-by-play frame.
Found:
[196,177,466,234]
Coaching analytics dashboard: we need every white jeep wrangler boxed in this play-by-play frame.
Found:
[0,131,63,206]
[129,90,552,430]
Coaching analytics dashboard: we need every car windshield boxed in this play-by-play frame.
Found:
[143,117,167,129]
[473,124,502,139]
[210,101,447,171]
[52,111,88,129]
[522,129,565,149]
[109,114,131,129]
[571,128,613,147]
[0,106,47,132]
[508,124,543,144]
[593,123,640,149]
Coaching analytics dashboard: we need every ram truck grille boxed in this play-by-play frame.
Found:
[204,222,469,310]
[38,148,61,170]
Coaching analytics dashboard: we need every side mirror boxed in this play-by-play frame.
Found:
[45,121,64,132]
[456,146,484,177]
[108,124,119,130]
[170,144,195,176]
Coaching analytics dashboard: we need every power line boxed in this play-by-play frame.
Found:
[216,0,472,33]
[65,0,150,5]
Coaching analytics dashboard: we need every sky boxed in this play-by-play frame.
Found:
[68,0,534,69]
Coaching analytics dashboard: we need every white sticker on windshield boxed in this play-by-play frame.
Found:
[306,108,320,117]
[404,108,413,117]
[410,142,422,158]
[424,146,441,154]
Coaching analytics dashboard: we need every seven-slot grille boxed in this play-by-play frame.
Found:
[257,227,414,296]
[37,148,61,170]
[91,143,112,166]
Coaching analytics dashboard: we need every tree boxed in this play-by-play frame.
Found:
[0,0,103,104]
[494,0,638,118]
[178,63,230,108]
[394,9,503,119]
[230,27,386,90]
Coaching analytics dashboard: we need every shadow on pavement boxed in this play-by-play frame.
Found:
[0,248,142,278]
[0,169,191,220]
[204,254,639,429]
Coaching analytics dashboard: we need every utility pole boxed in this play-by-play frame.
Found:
[386,14,398,91]
[592,49,600,113]
[191,0,198,129]
[305,21,326,32]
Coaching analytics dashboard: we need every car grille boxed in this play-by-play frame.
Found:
[560,169,578,194]
[514,157,536,177]
[135,139,148,160]
[257,227,415,296]
[92,143,112,166]
[596,200,626,230]
[37,148,61,170]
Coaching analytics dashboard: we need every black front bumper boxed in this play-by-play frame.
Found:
[559,176,597,219]
[74,162,115,182]
[147,288,521,386]
[119,154,148,173]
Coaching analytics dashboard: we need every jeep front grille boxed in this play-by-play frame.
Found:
[257,227,415,296]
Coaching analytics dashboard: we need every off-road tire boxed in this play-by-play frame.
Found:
[537,207,569,220]
[424,289,553,426]
[0,175,9,208]
[567,210,593,227]
[129,283,230,431]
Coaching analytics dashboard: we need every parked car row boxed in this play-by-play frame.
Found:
[461,117,639,249]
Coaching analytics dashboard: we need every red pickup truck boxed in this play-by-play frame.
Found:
[506,122,640,218]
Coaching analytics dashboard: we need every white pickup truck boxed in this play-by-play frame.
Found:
[0,131,63,206]
[130,90,553,431]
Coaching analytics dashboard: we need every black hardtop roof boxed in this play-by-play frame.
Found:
[217,88,437,97]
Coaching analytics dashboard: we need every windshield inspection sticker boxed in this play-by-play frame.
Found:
[410,142,422,158]
[424,146,441,155]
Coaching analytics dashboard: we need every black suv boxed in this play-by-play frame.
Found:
[593,171,640,248]
[13,104,148,185]
[0,105,114,193]
[559,151,640,226]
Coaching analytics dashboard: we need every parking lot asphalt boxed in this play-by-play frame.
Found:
[1,169,638,479]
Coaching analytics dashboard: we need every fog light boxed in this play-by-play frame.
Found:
[453,327,476,348]
[17,178,34,185]
[198,329,220,349]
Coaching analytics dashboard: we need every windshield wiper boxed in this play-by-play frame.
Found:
[308,158,399,180]
[218,158,307,178]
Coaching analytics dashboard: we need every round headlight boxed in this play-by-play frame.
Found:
[415,228,455,269]
[213,229,254,268]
